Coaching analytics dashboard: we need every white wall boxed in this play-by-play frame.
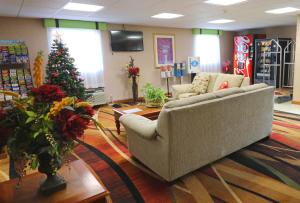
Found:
[293,16,300,103]
[102,24,234,100]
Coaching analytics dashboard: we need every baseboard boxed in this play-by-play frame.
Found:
[292,100,300,105]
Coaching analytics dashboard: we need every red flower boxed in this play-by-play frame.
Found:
[0,108,7,120]
[128,67,139,76]
[84,105,95,117]
[31,84,65,103]
[55,109,90,140]
[52,72,59,77]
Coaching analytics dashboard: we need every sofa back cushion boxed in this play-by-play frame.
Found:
[213,87,244,98]
[164,92,216,108]
[207,73,219,93]
[191,74,210,94]
[212,74,244,91]
[241,83,268,92]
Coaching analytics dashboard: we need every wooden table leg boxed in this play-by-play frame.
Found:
[114,112,121,135]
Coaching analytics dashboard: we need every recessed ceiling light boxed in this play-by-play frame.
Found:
[265,7,300,14]
[204,0,247,6]
[63,2,103,12]
[208,19,235,24]
[151,13,184,19]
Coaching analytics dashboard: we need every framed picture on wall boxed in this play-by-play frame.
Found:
[188,56,201,73]
[153,34,175,67]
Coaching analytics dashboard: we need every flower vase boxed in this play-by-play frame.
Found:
[132,76,138,103]
[38,150,66,195]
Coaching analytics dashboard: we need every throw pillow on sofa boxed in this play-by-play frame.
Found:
[213,74,244,91]
[192,74,210,94]
[219,81,229,90]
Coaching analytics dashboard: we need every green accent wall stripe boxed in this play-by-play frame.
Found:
[192,28,223,35]
[43,19,107,31]
[58,19,96,29]
[43,19,56,28]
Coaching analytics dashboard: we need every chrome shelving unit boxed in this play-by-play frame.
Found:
[282,40,295,88]
[254,38,294,88]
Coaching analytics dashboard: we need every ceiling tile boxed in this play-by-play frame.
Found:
[0,0,299,30]
[23,0,69,9]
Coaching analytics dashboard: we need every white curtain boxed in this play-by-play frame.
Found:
[48,28,104,88]
[194,34,221,73]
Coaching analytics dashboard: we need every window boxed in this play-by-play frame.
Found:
[48,28,104,88]
[194,34,221,72]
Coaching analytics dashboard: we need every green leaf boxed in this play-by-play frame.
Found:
[31,156,38,169]
[25,117,35,124]
[25,111,36,117]
[33,130,42,138]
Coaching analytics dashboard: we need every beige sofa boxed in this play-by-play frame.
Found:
[120,83,274,181]
[172,73,250,99]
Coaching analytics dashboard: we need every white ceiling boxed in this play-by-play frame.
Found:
[1,0,300,30]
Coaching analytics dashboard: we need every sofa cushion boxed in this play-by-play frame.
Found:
[207,73,219,93]
[178,92,198,99]
[165,92,216,108]
[191,74,209,94]
[213,87,243,98]
[241,83,268,92]
[213,74,244,91]
[240,77,250,87]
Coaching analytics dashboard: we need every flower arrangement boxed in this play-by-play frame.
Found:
[126,56,140,78]
[0,84,97,194]
[125,56,140,103]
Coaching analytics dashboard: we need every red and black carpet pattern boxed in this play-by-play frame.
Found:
[74,109,300,203]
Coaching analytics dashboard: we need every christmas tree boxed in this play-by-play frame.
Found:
[46,39,86,100]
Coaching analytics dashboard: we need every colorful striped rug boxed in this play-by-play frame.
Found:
[74,108,300,203]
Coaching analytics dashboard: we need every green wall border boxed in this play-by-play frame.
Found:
[43,19,107,31]
[192,28,223,36]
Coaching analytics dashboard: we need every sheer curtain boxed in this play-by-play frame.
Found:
[48,28,104,88]
[194,34,221,72]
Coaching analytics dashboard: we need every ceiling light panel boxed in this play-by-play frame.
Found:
[151,13,184,19]
[63,2,103,12]
[208,19,235,24]
[204,0,247,6]
[265,7,300,14]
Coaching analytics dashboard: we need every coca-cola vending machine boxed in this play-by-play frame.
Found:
[233,34,265,83]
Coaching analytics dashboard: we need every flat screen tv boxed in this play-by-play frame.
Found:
[110,30,144,52]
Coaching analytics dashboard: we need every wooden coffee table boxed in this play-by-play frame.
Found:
[113,105,161,135]
[0,159,111,203]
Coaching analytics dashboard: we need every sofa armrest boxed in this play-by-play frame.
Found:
[241,77,250,87]
[119,114,158,140]
[172,84,193,99]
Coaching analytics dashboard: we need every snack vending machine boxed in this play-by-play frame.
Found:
[0,40,32,103]
[233,34,265,83]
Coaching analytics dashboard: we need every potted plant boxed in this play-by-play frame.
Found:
[0,85,97,195]
[142,83,167,107]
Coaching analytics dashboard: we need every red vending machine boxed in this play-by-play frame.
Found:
[233,34,265,83]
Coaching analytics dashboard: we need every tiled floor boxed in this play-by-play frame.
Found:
[274,101,300,115]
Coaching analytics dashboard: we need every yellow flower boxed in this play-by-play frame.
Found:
[75,102,92,108]
[48,97,74,117]
[0,90,20,98]
[11,100,27,111]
